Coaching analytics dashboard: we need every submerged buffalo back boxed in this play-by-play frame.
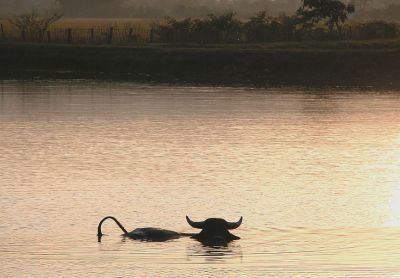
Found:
[127,228,181,241]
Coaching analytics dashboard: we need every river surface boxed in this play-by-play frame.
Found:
[1,80,400,277]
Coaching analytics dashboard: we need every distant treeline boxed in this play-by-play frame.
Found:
[154,12,400,44]
[1,11,399,45]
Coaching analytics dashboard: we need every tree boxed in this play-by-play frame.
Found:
[9,10,62,39]
[206,12,242,43]
[156,12,242,43]
[297,0,355,31]
[243,11,270,42]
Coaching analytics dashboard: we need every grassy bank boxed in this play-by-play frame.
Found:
[1,41,400,87]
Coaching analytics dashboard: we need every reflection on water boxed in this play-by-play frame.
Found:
[1,80,400,277]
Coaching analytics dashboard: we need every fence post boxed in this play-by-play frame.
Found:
[67,28,72,44]
[90,28,94,43]
[47,31,51,43]
[347,26,352,40]
[108,27,113,44]
[128,28,133,43]
[1,24,5,40]
[150,29,154,43]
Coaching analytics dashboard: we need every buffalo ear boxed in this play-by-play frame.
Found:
[186,216,205,229]
[226,216,243,230]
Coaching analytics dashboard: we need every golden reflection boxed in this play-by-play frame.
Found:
[385,185,400,227]
[384,142,400,227]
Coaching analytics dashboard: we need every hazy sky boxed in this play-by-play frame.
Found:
[0,0,399,19]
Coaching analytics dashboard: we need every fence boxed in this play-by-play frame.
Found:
[0,22,399,45]
[0,24,153,44]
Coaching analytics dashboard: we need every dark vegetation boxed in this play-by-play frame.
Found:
[296,0,355,31]
[154,0,398,43]
[2,0,399,45]
[155,13,399,44]
[7,10,62,41]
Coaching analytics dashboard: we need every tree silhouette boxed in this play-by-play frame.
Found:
[297,0,355,31]
[243,11,270,42]
[9,10,62,40]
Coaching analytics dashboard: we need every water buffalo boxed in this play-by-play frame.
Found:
[97,216,242,246]
[186,216,242,246]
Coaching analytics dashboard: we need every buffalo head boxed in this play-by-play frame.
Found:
[186,216,242,246]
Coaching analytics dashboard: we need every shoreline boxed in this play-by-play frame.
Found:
[1,42,400,88]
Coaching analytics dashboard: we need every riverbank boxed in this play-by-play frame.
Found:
[1,41,400,87]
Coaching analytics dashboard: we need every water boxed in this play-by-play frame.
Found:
[1,80,400,277]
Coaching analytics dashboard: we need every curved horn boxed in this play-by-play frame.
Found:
[97,216,129,242]
[186,216,205,229]
[226,216,243,230]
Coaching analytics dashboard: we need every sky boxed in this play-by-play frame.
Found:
[0,0,399,20]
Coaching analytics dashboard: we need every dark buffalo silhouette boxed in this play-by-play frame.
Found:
[97,216,181,242]
[185,216,242,246]
[97,216,242,246]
